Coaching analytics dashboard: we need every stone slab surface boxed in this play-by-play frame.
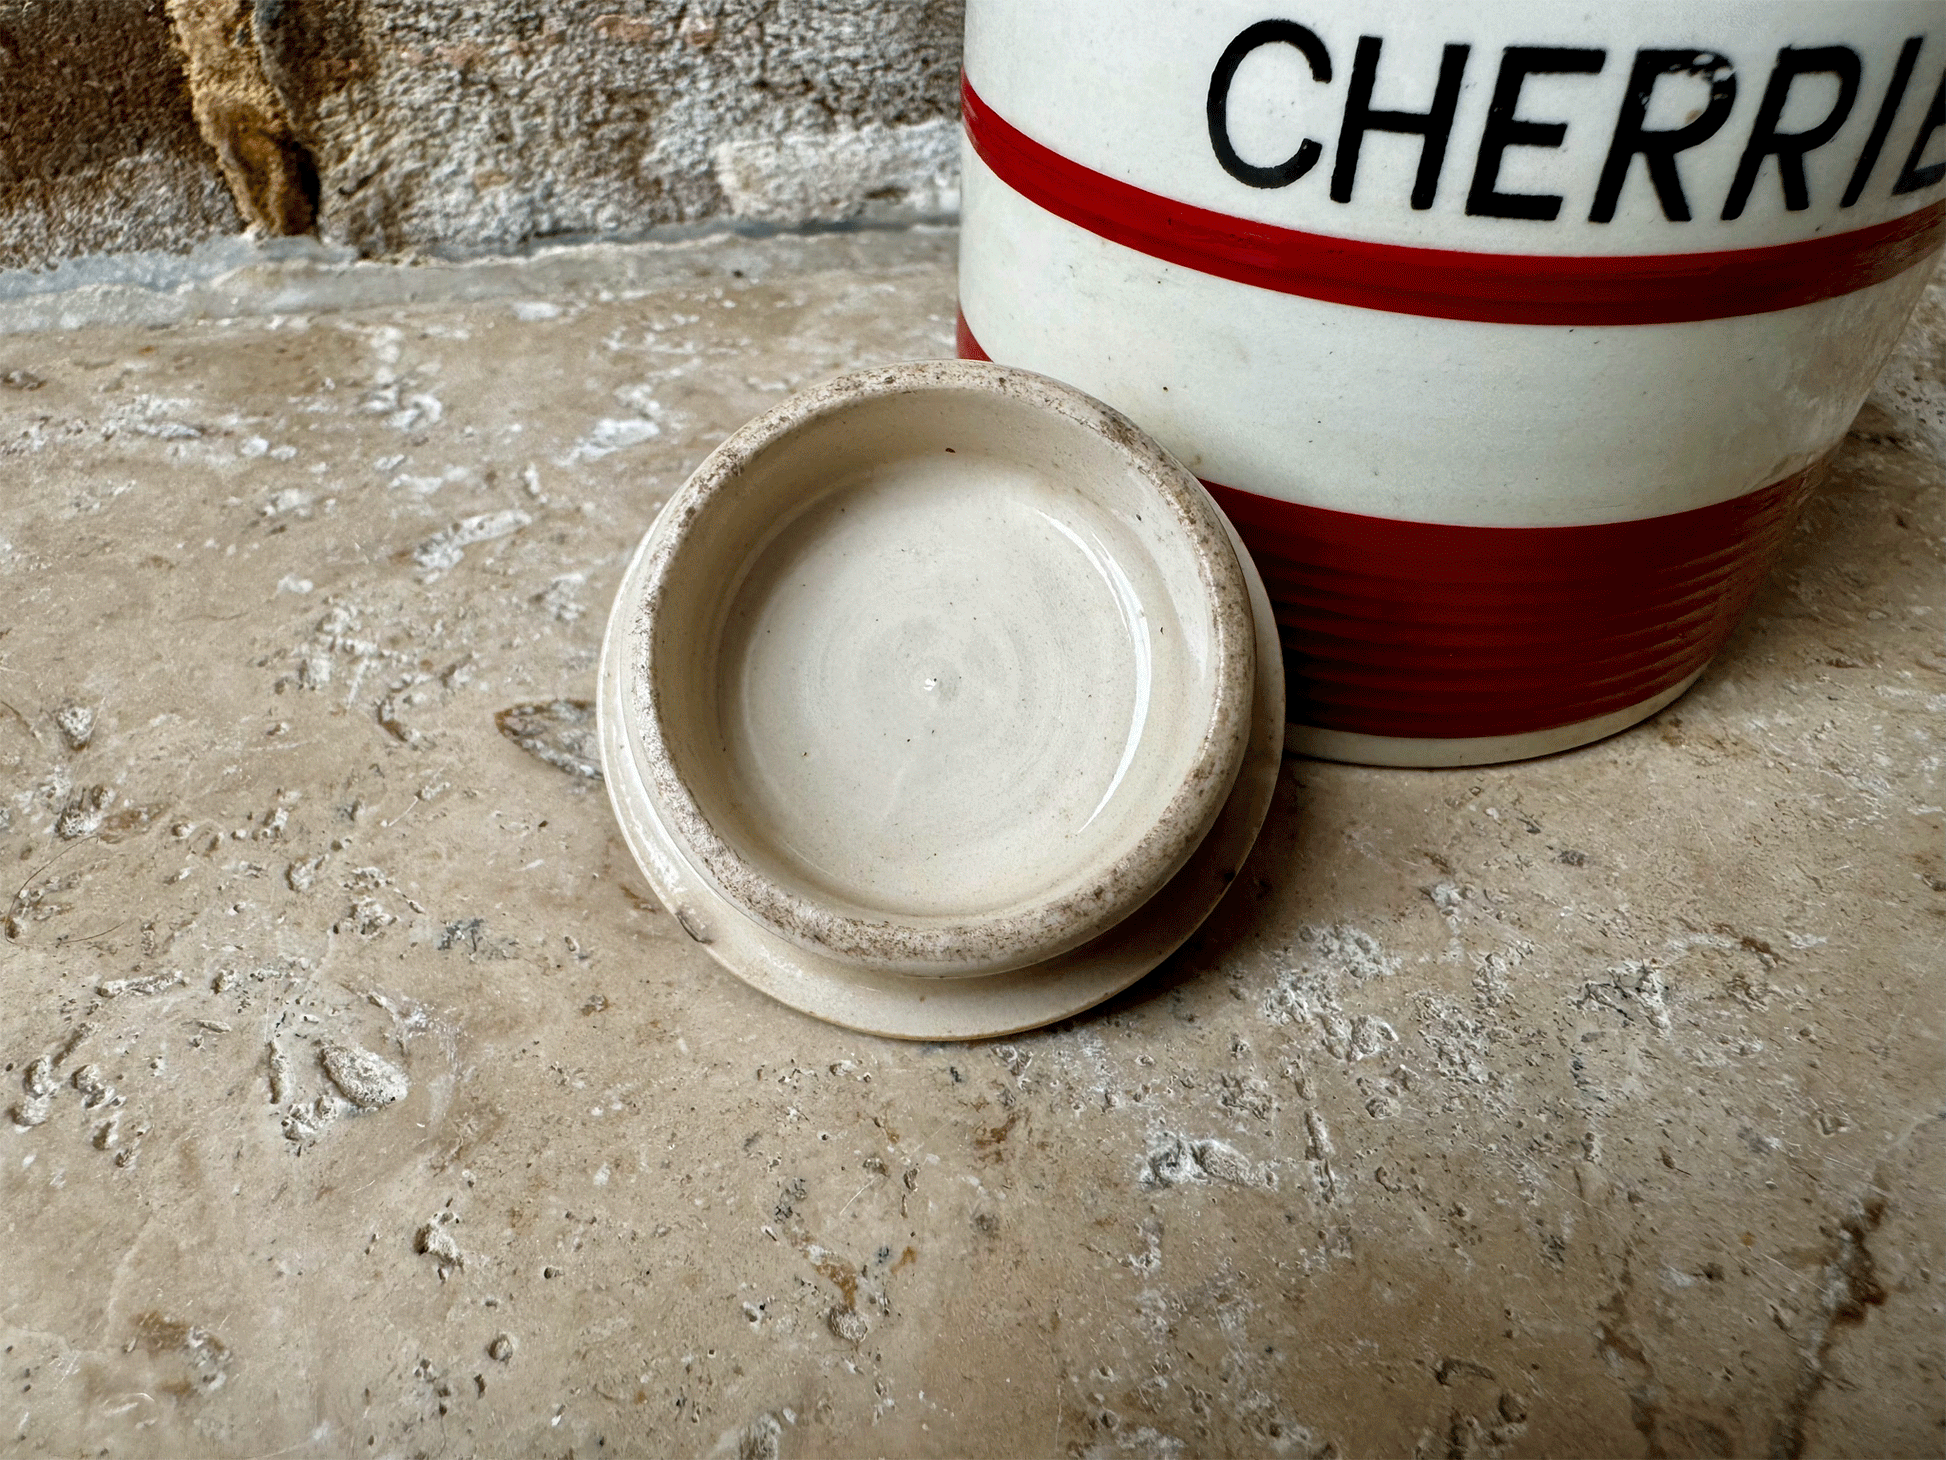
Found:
[0,229,1941,1459]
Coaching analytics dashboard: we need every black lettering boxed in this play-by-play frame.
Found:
[1721,46,1862,218]
[1330,36,1471,209]
[1589,50,1737,223]
[1208,21,1334,189]
[1466,46,1607,220]
[1842,36,1922,206]
[1893,63,1946,194]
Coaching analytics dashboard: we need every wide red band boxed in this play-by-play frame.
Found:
[1201,473,1817,740]
[962,75,1945,326]
[956,315,1818,740]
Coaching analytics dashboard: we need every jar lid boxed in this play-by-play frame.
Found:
[599,360,1283,1037]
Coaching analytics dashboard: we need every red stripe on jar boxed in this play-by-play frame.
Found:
[1201,472,1819,739]
[956,310,991,361]
[961,74,1945,327]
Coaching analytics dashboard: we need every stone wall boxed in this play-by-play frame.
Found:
[0,1,244,269]
[0,0,964,273]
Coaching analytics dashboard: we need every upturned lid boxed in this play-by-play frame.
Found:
[604,361,1258,980]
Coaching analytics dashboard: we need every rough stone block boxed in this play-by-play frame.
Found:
[0,0,966,272]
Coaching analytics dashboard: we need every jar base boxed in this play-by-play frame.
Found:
[1288,668,1703,768]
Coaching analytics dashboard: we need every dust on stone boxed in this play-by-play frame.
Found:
[414,509,532,578]
[267,1040,292,1104]
[98,971,183,997]
[320,1042,410,1108]
[71,1063,115,1107]
[826,1305,870,1343]
[534,572,588,623]
[736,1412,783,1460]
[1142,1133,1277,1190]
[55,784,113,839]
[53,703,95,750]
[495,699,602,780]
[416,1213,467,1273]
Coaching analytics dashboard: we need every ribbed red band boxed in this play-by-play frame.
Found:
[1201,473,1817,739]
[962,75,1945,326]
[957,314,1820,740]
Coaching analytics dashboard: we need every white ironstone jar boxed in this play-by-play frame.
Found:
[958,0,1945,764]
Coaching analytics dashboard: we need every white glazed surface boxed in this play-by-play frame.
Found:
[599,496,1286,1039]
[966,1,1941,253]
[961,0,1943,522]
[717,465,1182,916]
[616,362,1256,977]
[962,149,1933,526]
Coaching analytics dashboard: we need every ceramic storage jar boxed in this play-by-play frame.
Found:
[958,0,1945,765]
